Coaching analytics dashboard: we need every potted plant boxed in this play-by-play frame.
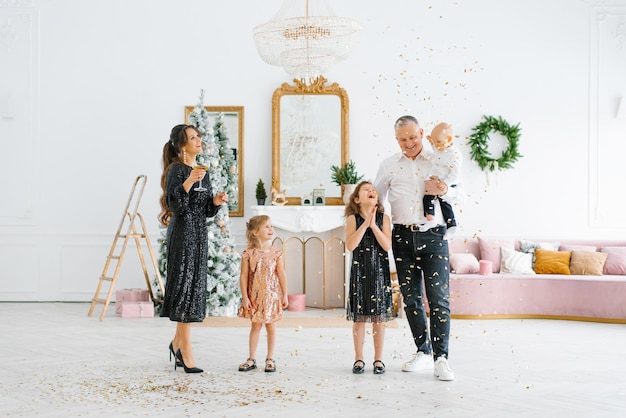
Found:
[255,179,267,205]
[330,160,364,203]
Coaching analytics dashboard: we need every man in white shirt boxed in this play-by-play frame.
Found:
[374,115,456,381]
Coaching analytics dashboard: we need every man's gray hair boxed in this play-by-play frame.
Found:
[394,115,420,130]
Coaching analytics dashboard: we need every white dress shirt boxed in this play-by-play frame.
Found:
[374,149,457,226]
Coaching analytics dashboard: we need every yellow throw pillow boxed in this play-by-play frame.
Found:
[533,249,571,275]
[569,250,608,276]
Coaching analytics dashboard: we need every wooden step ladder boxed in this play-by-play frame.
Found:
[88,175,165,320]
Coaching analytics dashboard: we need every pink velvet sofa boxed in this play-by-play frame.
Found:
[446,237,626,323]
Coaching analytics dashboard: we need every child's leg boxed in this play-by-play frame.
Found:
[422,194,436,220]
[372,322,386,361]
[240,322,262,369]
[440,199,457,239]
[352,321,366,360]
[249,322,263,358]
[419,194,438,231]
[265,322,277,372]
[440,199,457,228]
[265,322,276,359]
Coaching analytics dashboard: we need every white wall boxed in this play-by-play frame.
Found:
[1,0,625,301]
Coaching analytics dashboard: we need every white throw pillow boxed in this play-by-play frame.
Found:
[500,247,536,275]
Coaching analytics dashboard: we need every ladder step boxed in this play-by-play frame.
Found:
[89,175,165,321]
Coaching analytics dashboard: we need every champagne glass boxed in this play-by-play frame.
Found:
[193,165,209,191]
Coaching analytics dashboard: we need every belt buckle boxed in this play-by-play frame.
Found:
[409,224,420,232]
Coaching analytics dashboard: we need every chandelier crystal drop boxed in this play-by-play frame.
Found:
[252,0,362,84]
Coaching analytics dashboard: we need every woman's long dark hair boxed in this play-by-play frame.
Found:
[158,124,200,226]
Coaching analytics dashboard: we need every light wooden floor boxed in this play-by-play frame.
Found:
[1,302,625,417]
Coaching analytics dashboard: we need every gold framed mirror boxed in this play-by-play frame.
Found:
[272,76,349,205]
[184,106,244,217]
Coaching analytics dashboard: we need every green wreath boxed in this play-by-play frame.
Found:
[469,115,523,172]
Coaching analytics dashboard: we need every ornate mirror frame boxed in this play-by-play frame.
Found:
[272,76,349,205]
[184,106,244,217]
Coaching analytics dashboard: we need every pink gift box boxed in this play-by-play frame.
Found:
[115,288,151,314]
[288,294,306,312]
[120,301,155,318]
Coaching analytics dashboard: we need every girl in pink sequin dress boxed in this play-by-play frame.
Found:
[237,215,288,373]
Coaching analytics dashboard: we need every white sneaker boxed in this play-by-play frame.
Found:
[418,220,437,232]
[402,352,433,372]
[434,357,455,381]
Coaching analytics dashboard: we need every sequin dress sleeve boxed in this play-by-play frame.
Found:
[160,162,220,323]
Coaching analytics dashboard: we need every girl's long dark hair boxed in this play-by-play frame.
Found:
[344,181,384,218]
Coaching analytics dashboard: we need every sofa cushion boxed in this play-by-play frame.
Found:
[519,239,561,266]
[533,249,571,274]
[559,244,597,252]
[447,238,480,260]
[449,253,480,274]
[600,247,626,275]
[478,237,515,273]
[500,247,535,275]
[569,250,608,276]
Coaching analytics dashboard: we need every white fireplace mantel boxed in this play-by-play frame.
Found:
[249,205,345,233]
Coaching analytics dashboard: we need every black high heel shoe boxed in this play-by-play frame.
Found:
[169,342,182,367]
[175,349,203,374]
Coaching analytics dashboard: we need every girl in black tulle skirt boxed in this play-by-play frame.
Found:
[344,181,393,375]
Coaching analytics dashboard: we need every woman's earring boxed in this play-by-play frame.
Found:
[182,149,187,165]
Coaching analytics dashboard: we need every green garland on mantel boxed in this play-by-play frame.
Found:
[469,115,523,172]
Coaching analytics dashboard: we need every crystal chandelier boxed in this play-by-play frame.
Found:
[252,0,362,84]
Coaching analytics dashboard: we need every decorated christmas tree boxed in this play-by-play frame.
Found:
[212,112,239,212]
[156,90,241,317]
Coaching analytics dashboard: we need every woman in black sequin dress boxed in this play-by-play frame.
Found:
[345,181,393,375]
[158,124,228,373]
